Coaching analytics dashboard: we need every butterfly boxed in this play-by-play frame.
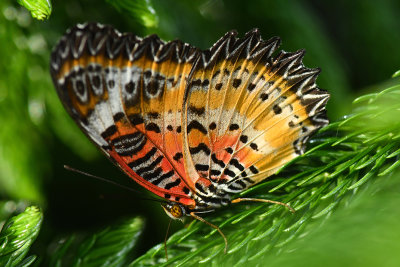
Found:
[50,23,329,252]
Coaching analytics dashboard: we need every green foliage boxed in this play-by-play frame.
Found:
[265,175,400,267]
[17,0,51,20]
[105,0,158,29]
[49,217,145,267]
[0,206,42,266]
[2,0,400,266]
[0,2,49,202]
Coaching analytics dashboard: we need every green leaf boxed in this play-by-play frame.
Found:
[51,217,145,267]
[106,0,158,29]
[17,0,52,20]
[0,206,42,266]
[392,69,400,78]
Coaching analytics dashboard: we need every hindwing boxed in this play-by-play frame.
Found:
[50,23,199,206]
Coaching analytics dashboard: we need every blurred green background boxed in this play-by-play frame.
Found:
[1,0,400,265]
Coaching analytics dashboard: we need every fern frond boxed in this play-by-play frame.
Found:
[17,0,51,20]
[0,206,42,266]
[50,217,145,267]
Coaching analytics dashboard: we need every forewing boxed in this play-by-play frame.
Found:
[182,29,329,194]
[50,23,198,205]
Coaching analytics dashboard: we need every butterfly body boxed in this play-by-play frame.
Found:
[50,23,329,217]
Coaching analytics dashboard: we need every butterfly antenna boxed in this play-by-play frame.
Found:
[63,165,164,204]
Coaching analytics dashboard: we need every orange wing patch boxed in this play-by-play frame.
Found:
[183,29,329,198]
[50,23,199,204]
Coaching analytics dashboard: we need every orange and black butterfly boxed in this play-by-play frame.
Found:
[50,23,329,251]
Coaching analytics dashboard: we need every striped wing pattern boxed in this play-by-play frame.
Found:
[50,23,199,207]
[51,23,329,211]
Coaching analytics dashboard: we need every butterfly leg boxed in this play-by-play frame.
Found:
[189,212,228,253]
[164,218,173,260]
[231,198,295,213]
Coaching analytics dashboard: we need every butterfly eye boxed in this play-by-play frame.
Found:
[161,203,184,219]
[171,204,183,218]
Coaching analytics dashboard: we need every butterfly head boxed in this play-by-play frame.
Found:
[161,202,187,221]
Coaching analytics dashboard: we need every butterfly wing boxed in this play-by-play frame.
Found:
[50,23,198,205]
[182,29,329,194]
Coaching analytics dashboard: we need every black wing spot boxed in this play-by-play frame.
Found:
[211,153,225,168]
[147,79,161,95]
[288,121,295,127]
[229,158,244,171]
[167,125,173,131]
[229,124,239,131]
[249,165,259,174]
[76,80,85,95]
[250,143,259,151]
[232,79,242,88]
[173,152,183,161]
[223,168,236,178]
[187,120,207,134]
[195,164,209,172]
[128,114,144,125]
[113,112,125,122]
[125,81,135,94]
[240,135,248,143]
[145,122,161,133]
[147,112,160,119]
[260,93,269,101]
[191,79,202,87]
[215,83,223,90]
[176,126,182,133]
[183,187,190,194]
[210,169,221,176]
[144,70,152,79]
[189,105,206,116]
[225,147,233,154]
[101,125,117,139]
[273,104,282,114]
[164,179,181,190]
[189,143,211,155]
[92,75,101,88]
[195,183,207,194]
[209,122,216,130]
[108,80,115,88]
[248,83,256,91]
